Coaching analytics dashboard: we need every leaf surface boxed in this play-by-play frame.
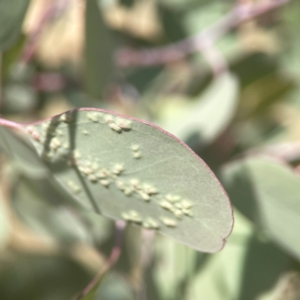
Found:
[0,0,29,51]
[222,156,300,259]
[160,72,239,145]
[84,0,116,99]
[24,108,233,252]
[186,210,288,300]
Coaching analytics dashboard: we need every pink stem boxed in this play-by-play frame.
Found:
[0,118,23,130]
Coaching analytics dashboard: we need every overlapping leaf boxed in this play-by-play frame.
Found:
[23,108,233,252]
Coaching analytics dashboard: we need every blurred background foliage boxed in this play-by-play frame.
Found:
[1,0,300,299]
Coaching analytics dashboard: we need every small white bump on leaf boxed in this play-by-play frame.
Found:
[122,210,142,223]
[88,174,98,183]
[174,209,183,219]
[42,122,50,130]
[60,112,72,123]
[175,202,183,209]
[32,131,40,142]
[131,144,140,151]
[113,164,124,175]
[128,210,142,223]
[130,178,140,189]
[161,217,177,227]
[143,217,159,229]
[115,118,132,130]
[124,187,134,196]
[142,183,158,195]
[82,130,89,135]
[133,151,142,159]
[108,123,122,133]
[88,112,99,123]
[26,126,34,134]
[26,127,40,141]
[91,162,99,171]
[160,201,174,211]
[121,212,130,221]
[73,150,81,159]
[100,179,110,187]
[116,180,125,191]
[79,165,94,175]
[181,200,194,209]
[68,180,81,194]
[138,191,150,201]
[96,168,109,179]
[166,194,181,203]
[104,114,114,124]
[50,137,61,151]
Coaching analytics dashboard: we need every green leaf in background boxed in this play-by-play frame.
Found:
[186,210,288,300]
[183,1,227,36]
[221,156,300,260]
[12,176,91,245]
[0,254,91,300]
[0,191,10,250]
[259,271,300,300]
[160,72,239,146]
[157,3,187,42]
[153,236,199,300]
[84,0,116,99]
[1,34,26,80]
[0,0,29,51]
[82,272,135,300]
[24,108,233,252]
[11,173,114,247]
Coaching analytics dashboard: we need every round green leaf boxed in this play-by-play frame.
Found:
[24,108,233,252]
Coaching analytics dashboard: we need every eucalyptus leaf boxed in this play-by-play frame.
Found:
[221,156,300,260]
[160,72,239,146]
[84,0,116,99]
[24,108,233,252]
[0,0,29,51]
